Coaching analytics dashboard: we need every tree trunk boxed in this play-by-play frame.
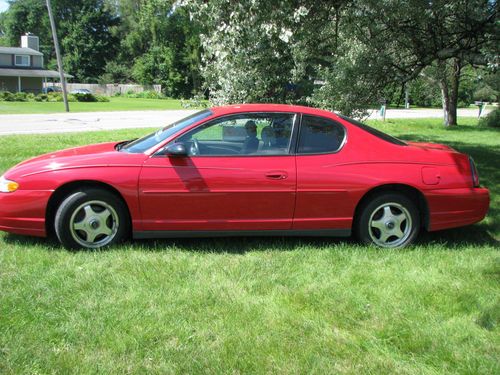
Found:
[448,58,462,126]
[439,78,450,127]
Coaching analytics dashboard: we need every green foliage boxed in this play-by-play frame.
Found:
[122,90,166,99]
[99,61,132,84]
[72,92,109,102]
[479,107,500,128]
[0,91,108,103]
[474,86,497,102]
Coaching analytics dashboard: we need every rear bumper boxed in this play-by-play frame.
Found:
[0,190,52,237]
[426,187,490,231]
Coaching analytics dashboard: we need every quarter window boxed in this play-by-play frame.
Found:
[15,55,30,67]
[297,115,346,154]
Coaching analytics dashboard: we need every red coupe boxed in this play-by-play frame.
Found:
[0,104,489,249]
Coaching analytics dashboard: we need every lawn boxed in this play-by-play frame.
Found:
[0,118,498,374]
[0,97,188,114]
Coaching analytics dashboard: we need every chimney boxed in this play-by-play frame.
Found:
[21,33,39,51]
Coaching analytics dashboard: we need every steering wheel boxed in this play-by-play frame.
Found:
[190,138,200,156]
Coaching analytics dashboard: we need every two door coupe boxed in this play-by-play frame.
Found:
[0,104,490,249]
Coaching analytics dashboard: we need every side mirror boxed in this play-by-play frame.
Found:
[163,143,188,157]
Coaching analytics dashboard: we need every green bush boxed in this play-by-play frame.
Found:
[73,93,98,102]
[0,91,14,101]
[479,107,499,128]
[72,92,109,102]
[124,90,165,99]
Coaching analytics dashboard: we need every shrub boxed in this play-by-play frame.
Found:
[71,93,109,102]
[0,91,15,101]
[479,107,499,128]
[12,92,28,102]
[123,90,165,99]
[95,95,109,102]
[73,93,97,102]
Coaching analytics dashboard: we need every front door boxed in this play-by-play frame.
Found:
[138,112,298,232]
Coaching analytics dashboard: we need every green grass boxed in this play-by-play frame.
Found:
[0,97,188,114]
[0,118,498,374]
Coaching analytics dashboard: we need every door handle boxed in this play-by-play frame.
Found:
[265,171,288,180]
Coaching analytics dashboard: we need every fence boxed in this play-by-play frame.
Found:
[43,83,162,96]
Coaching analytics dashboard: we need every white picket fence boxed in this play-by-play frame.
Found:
[44,83,162,96]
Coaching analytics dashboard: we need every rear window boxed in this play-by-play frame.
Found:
[297,115,346,154]
[338,114,407,146]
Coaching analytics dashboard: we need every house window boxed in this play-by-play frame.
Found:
[15,55,30,67]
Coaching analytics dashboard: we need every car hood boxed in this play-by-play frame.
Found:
[16,142,119,166]
[5,142,140,179]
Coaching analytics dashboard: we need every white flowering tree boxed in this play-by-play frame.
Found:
[181,1,345,105]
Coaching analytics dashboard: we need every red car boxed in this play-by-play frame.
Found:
[0,104,490,249]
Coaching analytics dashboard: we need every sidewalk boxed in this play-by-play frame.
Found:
[0,107,488,135]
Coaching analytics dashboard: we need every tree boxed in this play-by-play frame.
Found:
[2,0,120,82]
[182,0,346,105]
[104,0,202,97]
[334,0,499,125]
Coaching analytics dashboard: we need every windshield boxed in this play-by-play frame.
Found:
[121,109,213,153]
[338,114,407,146]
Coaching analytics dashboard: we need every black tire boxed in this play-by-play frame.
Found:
[356,192,420,248]
[54,189,130,250]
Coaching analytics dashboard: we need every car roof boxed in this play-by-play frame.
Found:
[210,104,337,118]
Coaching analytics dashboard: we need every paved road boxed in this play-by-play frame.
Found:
[0,107,488,135]
[0,110,197,136]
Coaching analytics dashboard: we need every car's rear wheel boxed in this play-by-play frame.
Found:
[356,193,420,248]
[54,189,129,249]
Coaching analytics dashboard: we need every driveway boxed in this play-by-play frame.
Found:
[0,107,488,135]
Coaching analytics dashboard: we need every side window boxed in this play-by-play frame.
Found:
[297,115,345,154]
[175,112,296,156]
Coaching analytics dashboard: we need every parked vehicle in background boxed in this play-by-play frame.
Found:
[70,88,92,94]
[0,104,490,249]
[42,86,62,93]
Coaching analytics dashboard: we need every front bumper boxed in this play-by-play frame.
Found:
[0,190,52,237]
[426,187,490,231]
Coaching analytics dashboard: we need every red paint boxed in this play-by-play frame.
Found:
[0,104,490,240]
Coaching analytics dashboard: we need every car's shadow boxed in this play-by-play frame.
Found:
[3,225,498,253]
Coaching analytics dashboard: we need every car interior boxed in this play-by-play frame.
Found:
[176,113,296,156]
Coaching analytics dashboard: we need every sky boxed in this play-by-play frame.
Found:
[0,0,9,13]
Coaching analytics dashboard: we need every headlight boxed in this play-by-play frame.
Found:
[0,176,19,193]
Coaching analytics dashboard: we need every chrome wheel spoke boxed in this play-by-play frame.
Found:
[86,229,98,243]
[378,230,391,244]
[393,212,406,226]
[382,206,393,220]
[100,226,113,237]
[73,220,86,232]
[371,218,385,230]
[393,226,404,239]
[83,205,97,220]
[97,209,111,223]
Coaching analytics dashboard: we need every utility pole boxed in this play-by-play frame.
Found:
[46,0,69,112]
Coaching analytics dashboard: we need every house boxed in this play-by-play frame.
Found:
[0,33,71,93]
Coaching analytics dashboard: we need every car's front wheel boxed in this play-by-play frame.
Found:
[356,193,420,248]
[54,189,130,249]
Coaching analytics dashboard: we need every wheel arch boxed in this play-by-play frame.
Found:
[353,184,430,231]
[45,180,131,237]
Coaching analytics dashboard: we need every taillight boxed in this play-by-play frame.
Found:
[469,156,480,187]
